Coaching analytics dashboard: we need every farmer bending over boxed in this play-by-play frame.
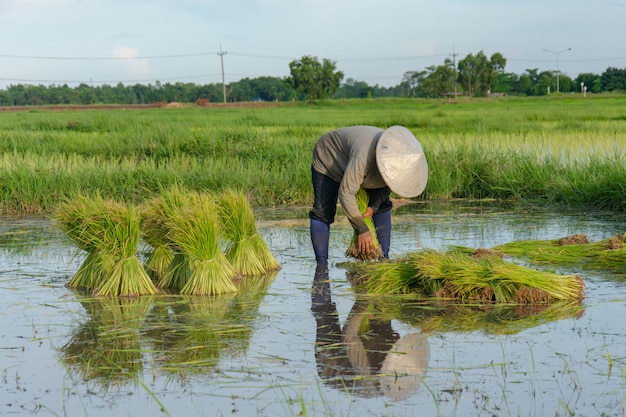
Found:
[309,125,428,265]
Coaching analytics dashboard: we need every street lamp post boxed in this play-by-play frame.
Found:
[543,48,572,93]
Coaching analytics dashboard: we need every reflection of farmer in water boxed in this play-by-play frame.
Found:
[311,264,430,400]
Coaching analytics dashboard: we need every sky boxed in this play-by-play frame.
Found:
[1,0,625,89]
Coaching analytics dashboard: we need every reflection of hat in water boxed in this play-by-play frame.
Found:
[376,126,428,198]
[379,332,430,401]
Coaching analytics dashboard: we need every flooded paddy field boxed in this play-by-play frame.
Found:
[1,203,625,417]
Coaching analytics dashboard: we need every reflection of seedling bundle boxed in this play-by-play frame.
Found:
[345,188,383,261]
[146,273,277,378]
[494,233,626,275]
[152,294,241,375]
[217,189,281,276]
[346,249,584,303]
[61,294,155,387]
[53,193,156,296]
[368,297,585,336]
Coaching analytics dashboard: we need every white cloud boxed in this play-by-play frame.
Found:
[111,46,150,80]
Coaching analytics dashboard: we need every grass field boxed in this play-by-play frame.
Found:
[0,95,625,214]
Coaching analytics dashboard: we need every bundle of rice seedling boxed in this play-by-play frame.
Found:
[168,192,238,295]
[493,234,606,265]
[346,249,584,303]
[344,258,419,294]
[53,193,155,296]
[494,232,626,274]
[52,193,111,290]
[93,201,156,296]
[345,188,383,261]
[142,187,193,290]
[139,199,174,281]
[216,188,281,276]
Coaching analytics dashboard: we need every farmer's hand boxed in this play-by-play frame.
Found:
[358,230,373,255]
[363,207,374,219]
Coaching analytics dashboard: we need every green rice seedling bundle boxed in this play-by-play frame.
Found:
[344,258,419,294]
[216,188,281,276]
[347,249,584,303]
[345,188,383,261]
[52,193,112,290]
[142,187,193,290]
[53,193,156,296]
[495,233,626,274]
[139,200,174,281]
[93,201,157,296]
[592,234,626,273]
[168,192,238,295]
[493,234,604,265]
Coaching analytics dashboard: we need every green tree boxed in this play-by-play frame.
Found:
[574,73,601,94]
[287,55,344,104]
[601,67,626,92]
[417,60,456,98]
[457,51,506,96]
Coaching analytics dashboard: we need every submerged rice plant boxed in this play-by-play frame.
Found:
[217,188,281,276]
[345,188,383,261]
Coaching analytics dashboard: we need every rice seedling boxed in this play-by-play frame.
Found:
[216,188,281,276]
[168,192,238,295]
[345,188,383,261]
[345,249,584,303]
[142,187,193,290]
[94,201,157,296]
[52,193,156,296]
[52,193,111,290]
[139,199,174,281]
[494,232,626,274]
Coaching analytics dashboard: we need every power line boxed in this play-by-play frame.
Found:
[0,52,219,60]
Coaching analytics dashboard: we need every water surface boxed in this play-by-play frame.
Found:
[1,203,625,417]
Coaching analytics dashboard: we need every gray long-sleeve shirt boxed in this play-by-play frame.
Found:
[312,126,389,234]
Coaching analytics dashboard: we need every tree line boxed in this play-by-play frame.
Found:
[1,51,626,106]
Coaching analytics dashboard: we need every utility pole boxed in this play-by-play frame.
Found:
[218,44,227,103]
[543,47,571,93]
[450,46,459,98]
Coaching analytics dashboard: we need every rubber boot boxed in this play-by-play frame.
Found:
[310,218,330,265]
[373,210,391,258]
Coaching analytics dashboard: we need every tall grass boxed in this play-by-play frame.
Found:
[1,96,625,214]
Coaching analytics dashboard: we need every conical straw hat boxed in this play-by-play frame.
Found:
[376,126,428,198]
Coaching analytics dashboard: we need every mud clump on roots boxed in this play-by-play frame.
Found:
[608,234,626,250]
[345,245,384,261]
[559,234,589,246]
[472,248,503,259]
